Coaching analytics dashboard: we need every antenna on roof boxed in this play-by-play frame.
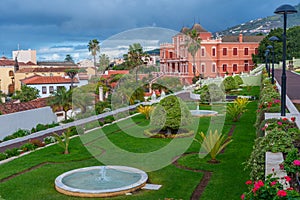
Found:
[17,44,20,50]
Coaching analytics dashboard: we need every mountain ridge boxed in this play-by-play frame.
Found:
[214,3,300,37]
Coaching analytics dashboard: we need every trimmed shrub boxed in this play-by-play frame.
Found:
[233,75,243,85]
[222,76,238,91]
[200,83,225,103]
[151,95,191,133]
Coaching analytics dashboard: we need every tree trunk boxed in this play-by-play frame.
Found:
[64,110,68,121]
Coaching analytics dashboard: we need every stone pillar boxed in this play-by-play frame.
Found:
[99,86,103,102]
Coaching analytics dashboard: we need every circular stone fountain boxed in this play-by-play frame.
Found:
[55,166,148,198]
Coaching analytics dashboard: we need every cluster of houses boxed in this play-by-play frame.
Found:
[0,23,264,121]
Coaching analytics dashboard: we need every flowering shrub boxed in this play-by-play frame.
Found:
[241,173,300,199]
[245,128,299,180]
[256,117,298,137]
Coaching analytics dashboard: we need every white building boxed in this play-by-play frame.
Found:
[21,75,79,98]
[12,49,37,64]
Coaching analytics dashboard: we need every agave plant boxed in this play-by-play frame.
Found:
[195,130,232,163]
[137,105,153,120]
[227,97,249,122]
[235,97,249,110]
[53,128,71,154]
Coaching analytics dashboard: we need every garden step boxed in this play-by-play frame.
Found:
[265,152,289,188]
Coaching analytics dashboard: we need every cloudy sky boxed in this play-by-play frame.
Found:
[0,0,299,61]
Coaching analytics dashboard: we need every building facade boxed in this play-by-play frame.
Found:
[160,23,264,84]
[21,75,79,98]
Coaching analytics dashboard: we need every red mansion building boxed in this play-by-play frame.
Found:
[160,23,264,84]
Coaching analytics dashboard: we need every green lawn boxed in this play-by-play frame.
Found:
[0,96,258,200]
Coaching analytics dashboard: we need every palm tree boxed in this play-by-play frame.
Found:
[99,54,110,74]
[48,87,72,121]
[65,69,79,89]
[185,29,201,77]
[72,87,94,114]
[64,54,74,63]
[88,39,100,75]
[123,43,149,83]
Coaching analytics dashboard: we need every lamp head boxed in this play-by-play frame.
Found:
[274,4,297,14]
[269,36,279,42]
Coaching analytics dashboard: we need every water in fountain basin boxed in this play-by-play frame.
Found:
[61,168,142,190]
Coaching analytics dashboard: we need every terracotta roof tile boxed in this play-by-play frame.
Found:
[21,75,79,85]
[0,58,36,66]
[222,35,265,43]
[0,98,49,115]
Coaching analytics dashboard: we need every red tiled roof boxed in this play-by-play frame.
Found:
[222,35,265,43]
[17,67,78,73]
[21,75,79,85]
[0,59,36,66]
[0,98,49,115]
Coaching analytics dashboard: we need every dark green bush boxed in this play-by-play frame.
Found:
[35,124,47,132]
[222,76,238,91]
[21,143,36,152]
[0,153,7,161]
[104,116,115,124]
[61,118,74,124]
[199,83,225,103]
[68,126,84,136]
[3,135,16,141]
[5,148,20,157]
[12,129,30,138]
[151,95,191,132]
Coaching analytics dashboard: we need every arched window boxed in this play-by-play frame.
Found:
[9,70,14,77]
[212,47,216,57]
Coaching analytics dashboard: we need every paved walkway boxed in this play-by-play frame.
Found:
[274,69,300,103]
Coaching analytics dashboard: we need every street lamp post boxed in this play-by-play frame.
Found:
[269,36,279,84]
[265,49,270,75]
[274,4,297,116]
[267,45,273,78]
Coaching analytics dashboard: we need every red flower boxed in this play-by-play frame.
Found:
[253,180,264,193]
[270,181,277,186]
[279,163,284,170]
[293,160,300,166]
[277,121,283,126]
[245,180,252,185]
[282,118,288,121]
[287,187,294,190]
[277,190,287,197]
[291,117,296,122]
[284,176,291,182]
[240,194,245,200]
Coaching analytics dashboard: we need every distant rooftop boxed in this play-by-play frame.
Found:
[17,67,78,73]
[21,75,79,85]
[0,98,48,115]
[222,35,265,43]
[0,57,37,66]
[37,61,78,67]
